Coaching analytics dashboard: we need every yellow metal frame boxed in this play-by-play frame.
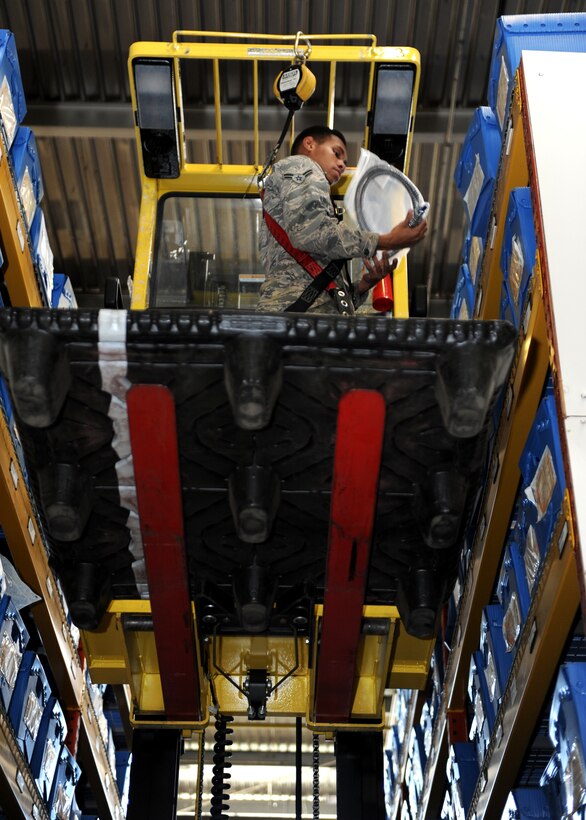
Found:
[127,31,421,315]
[306,605,433,733]
[83,600,433,730]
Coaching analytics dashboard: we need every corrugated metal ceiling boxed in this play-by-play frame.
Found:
[4,0,584,313]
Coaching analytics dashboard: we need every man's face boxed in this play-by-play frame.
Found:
[305,136,348,184]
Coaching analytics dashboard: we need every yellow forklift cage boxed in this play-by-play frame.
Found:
[127,31,421,313]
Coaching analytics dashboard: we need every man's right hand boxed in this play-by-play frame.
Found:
[377,210,428,252]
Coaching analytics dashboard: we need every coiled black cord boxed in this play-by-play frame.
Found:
[210,715,234,818]
[312,732,320,819]
[196,727,205,820]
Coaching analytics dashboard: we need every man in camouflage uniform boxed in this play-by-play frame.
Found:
[257,125,427,314]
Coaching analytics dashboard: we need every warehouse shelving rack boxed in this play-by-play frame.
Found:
[0,124,124,819]
[408,50,586,820]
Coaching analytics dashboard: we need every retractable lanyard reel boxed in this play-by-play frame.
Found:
[258,32,316,187]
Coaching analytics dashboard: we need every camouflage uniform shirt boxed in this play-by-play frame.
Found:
[257,155,379,313]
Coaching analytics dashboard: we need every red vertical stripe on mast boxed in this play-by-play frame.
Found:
[127,384,201,721]
[314,390,386,723]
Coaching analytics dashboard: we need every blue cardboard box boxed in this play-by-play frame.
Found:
[549,663,586,816]
[9,125,44,229]
[409,725,427,796]
[115,749,132,812]
[450,263,476,320]
[51,273,77,309]
[454,106,502,240]
[481,603,513,709]
[519,391,566,557]
[0,555,6,600]
[30,695,67,803]
[0,594,29,711]
[462,229,485,290]
[48,743,81,820]
[29,207,54,306]
[7,650,52,764]
[500,188,536,329]
[540,753,565,819]
[502,787,553,818]
[468,649,495,765]
[488,14,586,132]
[447,742,479,819]
[0,30,27,150]
[498,536,531,654]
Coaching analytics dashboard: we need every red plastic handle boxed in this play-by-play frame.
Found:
[372,273,394,312]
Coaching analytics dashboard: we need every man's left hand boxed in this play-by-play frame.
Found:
[358,252,397,293]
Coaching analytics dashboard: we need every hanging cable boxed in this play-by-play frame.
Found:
[295,717,302,820]
[257,109,295,188]
[257,32,316,188]
[312,732,320,819]
[195,727,205,820]
[210,715,234,819]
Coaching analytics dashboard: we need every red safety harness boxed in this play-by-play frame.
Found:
[261,201,353,314]
[262,208,336,291]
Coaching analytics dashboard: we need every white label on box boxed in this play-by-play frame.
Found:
[490,218,497,250]
[505,124,514,157]
[524,525,541,592]
[469,235,483,284]
[0,632,21,687]
[509,234,524,304]
[522,299,532,336]
[503,590,522,652]
[27,517,36,544]
[19,166,36,229]
[10,459,18,489]
[558,520,569,557]
[24,688,43,737]
[497,55,510,130]
[46,575,54,598]
[16,218,25,252]
[463,153,484,223]
[16,769,25,793]
[525,445,556,521]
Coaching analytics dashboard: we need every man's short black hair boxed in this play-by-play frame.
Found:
[291,125,347,155]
